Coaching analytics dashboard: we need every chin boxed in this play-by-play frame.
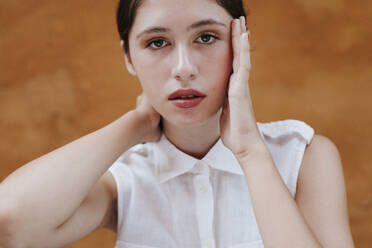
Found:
[166,107,221,127]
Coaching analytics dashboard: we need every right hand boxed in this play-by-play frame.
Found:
[133,92,162,143]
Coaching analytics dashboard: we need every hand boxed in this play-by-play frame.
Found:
[133,92,162,143]
[220,17,267,160]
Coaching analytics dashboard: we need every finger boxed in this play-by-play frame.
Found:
[240,16,246,33]
[232,19,241,73]
[238,32,251,81]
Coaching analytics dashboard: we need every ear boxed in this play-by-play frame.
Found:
[121,40,137,76]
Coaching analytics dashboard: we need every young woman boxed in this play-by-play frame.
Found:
[0,0,355,247]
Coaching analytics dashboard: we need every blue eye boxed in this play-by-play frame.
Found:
[146,39,169,49]
[196,34,218,44]
[145,33,219,50]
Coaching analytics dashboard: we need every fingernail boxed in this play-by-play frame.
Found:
[242,32,248,41]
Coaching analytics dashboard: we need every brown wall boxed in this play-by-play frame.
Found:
[1,0,371,247]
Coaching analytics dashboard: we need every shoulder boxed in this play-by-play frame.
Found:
[256,119,316,196]
[257,119,314,144]
[108,141,157,186]
[296,133,346,203]
[297,133,344,192]
[306,134,340,156]
[110,142,154,172]
[300,134,342,179]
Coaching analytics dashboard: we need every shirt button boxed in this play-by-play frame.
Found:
[203,240,214,248]
[196,162,205,171]
[200,184,209,192]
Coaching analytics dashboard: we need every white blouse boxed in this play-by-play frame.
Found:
[108,119,314,248]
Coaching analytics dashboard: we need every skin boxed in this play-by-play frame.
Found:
[123,0,355,246]
[0,0,354,247]
[123,0,235,158]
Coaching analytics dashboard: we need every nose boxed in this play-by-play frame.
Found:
[171,43,198,82]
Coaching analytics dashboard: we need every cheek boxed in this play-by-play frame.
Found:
[134,53,167,81]
[132,54,168,96]
[204,41,232,71]
[202,43,233,88]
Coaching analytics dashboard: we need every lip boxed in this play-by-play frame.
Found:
[168,89,206,100]
[168,88,206,109]
[170,97,205,108]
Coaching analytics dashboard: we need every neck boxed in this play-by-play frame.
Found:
[162,109,222,159]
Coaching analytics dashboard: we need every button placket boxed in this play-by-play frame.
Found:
[202,239,216,248]
[193,161,215,248]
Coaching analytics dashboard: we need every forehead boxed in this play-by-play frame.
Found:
[130,0,232,34]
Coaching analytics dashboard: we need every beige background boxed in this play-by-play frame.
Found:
[1,0,371,247]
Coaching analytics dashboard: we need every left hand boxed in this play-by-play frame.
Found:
[220,16,267,160]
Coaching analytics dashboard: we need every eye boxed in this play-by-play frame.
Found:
[146,39,169,50]
[195,33,219,44]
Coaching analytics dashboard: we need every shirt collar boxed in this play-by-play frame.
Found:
[152,120,314,184]
[152,132,245,184]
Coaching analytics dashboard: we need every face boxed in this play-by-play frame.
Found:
[125,0,233,126]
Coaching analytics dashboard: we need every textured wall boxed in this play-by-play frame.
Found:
[0,0,371,247]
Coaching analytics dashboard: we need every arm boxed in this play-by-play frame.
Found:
[0,110,140,247]
[220,16,354,248]
[295,135,355,247]
[237,135,355,248]
[237,143,322,248]
[0,95,161,247]
[0,169,117,248]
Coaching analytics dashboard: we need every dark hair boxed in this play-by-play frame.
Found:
[116,0,247,54]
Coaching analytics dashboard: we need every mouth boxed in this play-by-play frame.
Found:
[168,88,206,108]
[170,95,204,100]
[168,88,206,101]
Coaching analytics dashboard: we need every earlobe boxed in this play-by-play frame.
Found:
[124,54,137,76]
[121,40,137,76]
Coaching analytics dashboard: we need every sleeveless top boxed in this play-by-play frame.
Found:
[108,119,314,248]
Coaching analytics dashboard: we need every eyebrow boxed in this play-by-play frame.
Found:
[136,18,227,40]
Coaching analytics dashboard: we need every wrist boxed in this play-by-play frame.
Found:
[126,110,149,142]
[235,141,271,165]
[114,110,146,146]
[127,109,161,144]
